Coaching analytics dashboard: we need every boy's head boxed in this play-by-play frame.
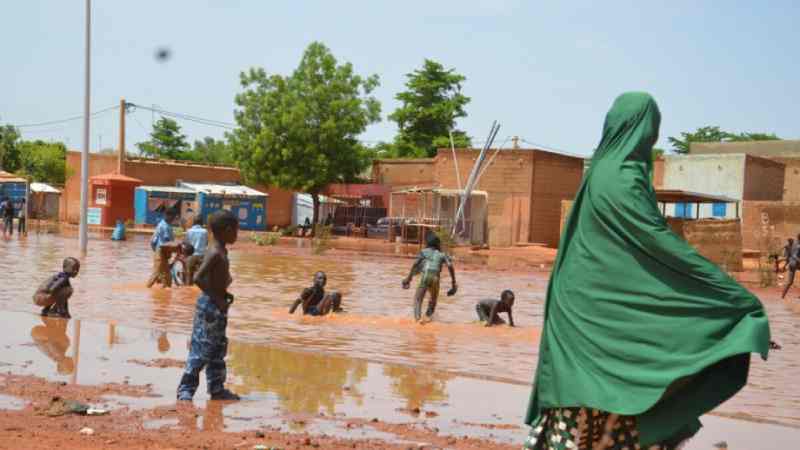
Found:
[63,257,80,277]
[180,241,195,257]
[313,271,327,288]
[790,238,795,244]
[501,289,515,306]
[192,215,204,227]
[164,208,178,223]
[209,210,238,244]
[426,233,441,251]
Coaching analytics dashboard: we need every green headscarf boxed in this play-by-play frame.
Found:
[525,92,771,446]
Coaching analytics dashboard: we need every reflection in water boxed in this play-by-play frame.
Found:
[30,316,74,374]
[384,364,452,410]
[226,342,367,415]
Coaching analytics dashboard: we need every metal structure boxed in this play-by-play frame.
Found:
[452,122,499,237]
[78,0,91,253]
[391,187,488,245]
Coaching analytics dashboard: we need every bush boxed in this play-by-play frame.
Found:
[282,225,298,237]
[251,232,280,246]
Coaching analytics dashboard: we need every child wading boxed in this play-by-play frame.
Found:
[147,209,179,288]
[402,233,457,324]
[33,257,80,318]
[177,210,240,402]
[184,215,209,286]
[476,290,515,327]
[289,271,343,316]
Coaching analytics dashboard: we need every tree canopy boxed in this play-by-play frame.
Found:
[136,117,190,160]
[191,137,234,165]
[668,126,780,154]
[0,125,21,172]
[16,140,70,184]
[385,59,471,158]
[229,41,381,226]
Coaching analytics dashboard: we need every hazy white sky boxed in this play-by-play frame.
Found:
[2,1,798,156]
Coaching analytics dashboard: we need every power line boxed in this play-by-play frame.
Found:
[519,137,587,158]
[11,105,119,128]
[128,103,236,130]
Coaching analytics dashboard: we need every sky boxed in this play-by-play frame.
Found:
[2,1,799,156]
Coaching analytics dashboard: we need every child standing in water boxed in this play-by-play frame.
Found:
[33,257,80,318]
[402,233,457,324]
[177,210,240,402]
[147,209,179,288]
[476,290,515,327]
[184,215,208,286]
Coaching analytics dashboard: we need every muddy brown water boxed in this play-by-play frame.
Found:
[2,233,800,447]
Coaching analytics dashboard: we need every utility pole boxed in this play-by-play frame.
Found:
[512,136,520,149]
[78,0,91,254]
[118,98,126,174]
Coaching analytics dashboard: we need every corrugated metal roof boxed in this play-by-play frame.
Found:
[30,182,61,193]
[178,182,268,197]
[137,185,197,194]
[391,186,488,197]
[0,170,27,183]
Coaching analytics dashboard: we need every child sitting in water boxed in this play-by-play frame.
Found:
[476,290,515,327]
[33,257,80,318]
[402,233,457,324]
[289,271,343,316]
[177,210,240,402]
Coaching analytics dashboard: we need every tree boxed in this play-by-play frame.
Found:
[229,41,381,229]
[388,59,471,158]
[16,140,70,184]
[191,137,234,165]
[668,126,780,154]
[0,125,21,172]
[136,117,190,160]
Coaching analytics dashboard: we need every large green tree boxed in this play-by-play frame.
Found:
[190,137,234,165]
[16,140,70,184]
[136,116,190,160]
[387,59,471,158]
[668,126,780,154]
[229,41,381,227]
[0,125,21,172]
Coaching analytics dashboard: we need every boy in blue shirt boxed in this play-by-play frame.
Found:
[184,215,208,285]
[147,209,179,288]
[402,233,457,323]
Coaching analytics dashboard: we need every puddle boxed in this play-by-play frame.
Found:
[1,235,800,445]
[0,393,26,410]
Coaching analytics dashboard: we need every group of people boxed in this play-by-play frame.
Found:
[27,92,786,449]
[0,196,26,238]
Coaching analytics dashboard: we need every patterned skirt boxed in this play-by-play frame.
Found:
[523,408,682,450]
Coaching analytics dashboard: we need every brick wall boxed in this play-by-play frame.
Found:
[668,218,743,272]
[742,155,785,201]
[653,158,664,189]
[530,152,584,247]
[62,152,294,227]
[741,200,800,250]
[771,157,800,201]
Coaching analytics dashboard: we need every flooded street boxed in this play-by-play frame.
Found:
[2,233,800,447]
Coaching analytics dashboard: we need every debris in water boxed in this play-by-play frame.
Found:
[44,397,89,417]
[79,427,94,435]
[87,408,109,416]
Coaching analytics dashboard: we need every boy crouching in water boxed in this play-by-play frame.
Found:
[177,210,240,402]
[34,257,80,318]
[402,233,457,324]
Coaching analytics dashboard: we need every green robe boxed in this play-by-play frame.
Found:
[525,92,771,446]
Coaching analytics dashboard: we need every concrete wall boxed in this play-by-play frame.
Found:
[62,152,294,227]
[741,155,785,201]
[771,157,800,201]
[691,140,800,157]
[653,157,664,189]
[663,154,747,200]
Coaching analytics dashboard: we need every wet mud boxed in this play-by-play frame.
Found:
[1,234,800,449]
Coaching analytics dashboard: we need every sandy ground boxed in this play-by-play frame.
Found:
[0,373,518,450]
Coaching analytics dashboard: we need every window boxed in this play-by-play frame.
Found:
[712,202,727,218]
[675,202,693,218]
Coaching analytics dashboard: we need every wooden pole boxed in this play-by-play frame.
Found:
[118,98,126,175]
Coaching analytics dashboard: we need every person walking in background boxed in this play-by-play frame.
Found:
[184,215,208,285]
[16,198,26,236]
[523,92,771,450]
[147,209,179,288]
[781,233,800,299]
[1,197,15,238]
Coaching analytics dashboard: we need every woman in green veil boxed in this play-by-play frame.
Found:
[523,92,772,450]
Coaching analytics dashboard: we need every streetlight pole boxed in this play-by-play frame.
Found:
[78,0,91,253]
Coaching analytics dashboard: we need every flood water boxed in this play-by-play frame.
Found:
[2,233,800,443]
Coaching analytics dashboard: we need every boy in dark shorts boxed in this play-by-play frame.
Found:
[402,233,457,323]
[288,271,343,316]
[33,257,80,318]
[1,197,14,238]
[476,290,516,327]
[177,210,240,402]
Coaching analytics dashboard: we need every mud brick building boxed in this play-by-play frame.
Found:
[62,151,294,228]
[378,148,585,248]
